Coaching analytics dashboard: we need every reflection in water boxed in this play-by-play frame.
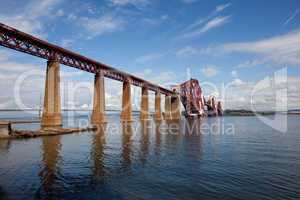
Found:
[0,140,10,153]
[121,123,133,170]
[164,120,181,149]
[0,186,6,198]
[36,135,62,198]
[91,125,106,184]
[140,121,150,164]
[184,118,202,136]
[209,117,222,135]
[154,122,162,155]
[1,115,300,199]
[183,119,203,160]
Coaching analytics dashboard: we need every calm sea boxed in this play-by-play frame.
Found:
[0,111,299,199]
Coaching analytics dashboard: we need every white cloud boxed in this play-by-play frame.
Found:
[196,15,231,35]
[0,52,91,109]
[109,0,149,7]
[143,68,152,75]
[179,15,231,38]
[176,46,199,58]
[215,3,231,13]
[237,59,266,68]
[67,13,78,21]
[223,74,300,111]
[141,14,170,27]
[180,0,198,4]
[201,66,219,77]
[179,2,231,38]
[176,46,215,58]
[231,70,238,77]
[221,29,300,65]
[54,9,64,17]
[0,51,8,62]
[0,0,62,37]
[284,8,300,25]
[231,78,244,86]
[61,39,75,48]
[134,69,180,88]
[161,15,169,20]
[28,0,62,18]
[135,53,164,64]
[79,15,123,39]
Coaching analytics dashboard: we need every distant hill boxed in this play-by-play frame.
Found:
[287,109,300,114]
[224,109,300,116]
[224,109,275,116]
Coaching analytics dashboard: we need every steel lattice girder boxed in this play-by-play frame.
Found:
[0,23,173,95]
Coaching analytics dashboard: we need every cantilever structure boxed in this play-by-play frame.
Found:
[0,23,180,126]
[0,23,172,95]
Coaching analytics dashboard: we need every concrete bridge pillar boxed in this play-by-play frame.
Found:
[171,94,181,120]
[91,70,107,124]
[154,90,162,121]
[164,95,172,120]
[41,60,62,127]
[140,86,149,121]
[121,80,133,122]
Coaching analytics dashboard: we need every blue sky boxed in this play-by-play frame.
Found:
[0,0,300,111]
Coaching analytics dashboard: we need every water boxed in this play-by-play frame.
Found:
[0,112,299,199]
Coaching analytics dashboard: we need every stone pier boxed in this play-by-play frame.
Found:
[41,60,62,127]
[140,86,149,121]
[154,90,162,121]
[0,121,11,138]
[121,80,133,122]
[171,95,181,120]
[164,95,172,120]
[91,70,107,124]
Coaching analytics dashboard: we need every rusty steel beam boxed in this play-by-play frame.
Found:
[0,22,173,95]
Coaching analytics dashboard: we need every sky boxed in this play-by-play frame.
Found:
[0,0,300,111]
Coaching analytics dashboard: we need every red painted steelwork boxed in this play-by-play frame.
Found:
[0,23,173,95]
[175,79,223,117]
[177,79,205,116]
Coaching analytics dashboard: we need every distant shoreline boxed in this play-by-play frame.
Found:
[0,109,140,112]
[1,109,300,116]
[223,109,300,116]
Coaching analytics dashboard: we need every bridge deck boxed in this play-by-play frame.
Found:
[0,23,173,95]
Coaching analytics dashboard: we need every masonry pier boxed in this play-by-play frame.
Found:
[121,80,133,122]
[171,95,181,120]
[41,60,62,127]
[140,86,150,121]
[154,91,162,121]
[0,22,182,134]
[164,95,172,120]
[91,70,107,124]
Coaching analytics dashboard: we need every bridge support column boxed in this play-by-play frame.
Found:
[41,60,62,127]
[140,86,149,121]
[154,91,162,121]
[171,95,181,120]
[121,80,133,122]
[164,95,172,121]
[91,70,107,124]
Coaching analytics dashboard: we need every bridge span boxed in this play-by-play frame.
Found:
[0,23,181,126]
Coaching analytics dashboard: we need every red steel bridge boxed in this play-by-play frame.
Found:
[0,22,172,95]
[172,79,223,117]
[0,22,221,125]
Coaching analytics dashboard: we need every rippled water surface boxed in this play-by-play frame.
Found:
[0,113,300,199]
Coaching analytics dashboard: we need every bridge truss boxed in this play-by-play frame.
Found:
[0,23,172,95]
